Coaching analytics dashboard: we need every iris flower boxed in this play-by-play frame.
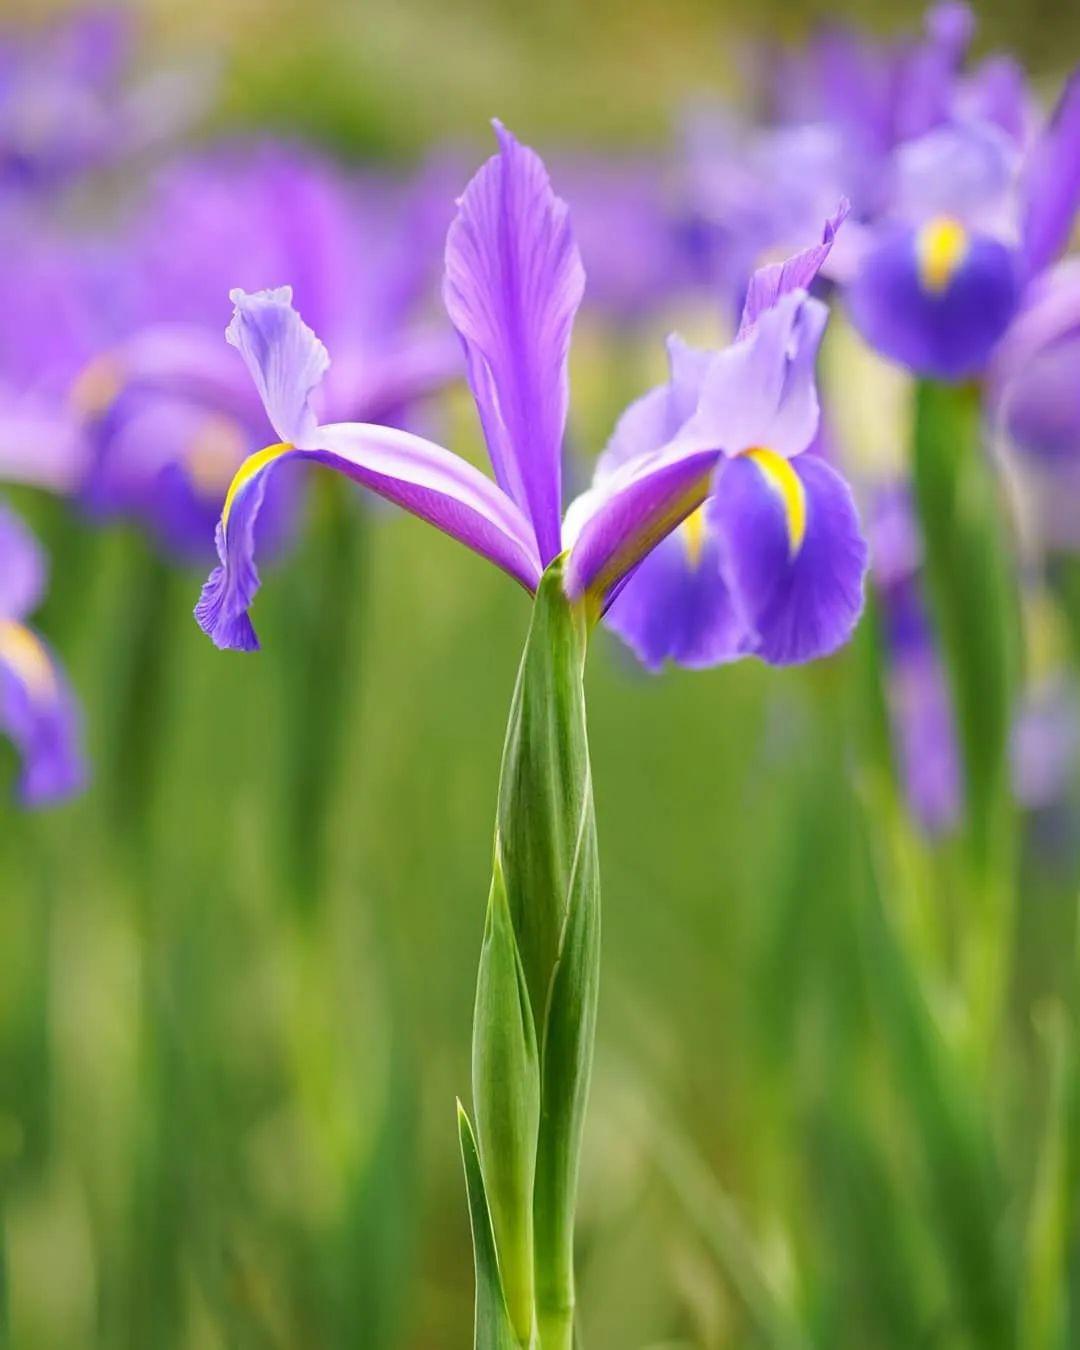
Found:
[597,204,867,670]
[195,123,867,660]
[0,503,84,806]
[845,64,1080,379]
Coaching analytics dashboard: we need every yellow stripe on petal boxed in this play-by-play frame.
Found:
[682,505,708,568]
[916,215,969,295]
[0,621,56,700]
[744,447,807,557]
[221,442,292,528]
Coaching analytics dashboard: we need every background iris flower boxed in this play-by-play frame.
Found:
[0,502,84,805]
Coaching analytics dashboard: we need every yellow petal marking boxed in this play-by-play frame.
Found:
[0,621,56,700]
[744,447,807,557]
[221,442,293,528]
[916,215,969,295]
[682,505,708,568]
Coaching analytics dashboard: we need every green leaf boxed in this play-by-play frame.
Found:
[472,857,541,1345]
[458,1102,525,1350]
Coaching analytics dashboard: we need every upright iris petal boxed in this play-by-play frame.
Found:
[0,502,84,806]
[1021,70,1080,280]
[443,120,584,565]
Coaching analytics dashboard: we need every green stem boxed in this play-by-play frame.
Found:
[910,378,1020,1065]
[465,559,599,1350]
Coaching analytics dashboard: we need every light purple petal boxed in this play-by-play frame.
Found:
[195,423,542,651]
[685,291,828,458]
[0,502,47,621]
[225,287,329,448]
[0,622,86,807]
[711,452,868,665]
[736,201,850,338]
[1021,69,1080,279]
[443,121,584,564]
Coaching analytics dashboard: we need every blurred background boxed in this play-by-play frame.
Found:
[2,1,1080,1347]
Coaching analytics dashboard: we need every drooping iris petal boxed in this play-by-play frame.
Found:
[443,120,584,565]
[195,423,543,651]
[845,223,1020,378]
[736,199,849,337]
[604,521,746,670]
[225,287,329,448]
[0,621,84,806]
[711,452,867,664]
[1021,69,1080,279]
[0,501,46,620]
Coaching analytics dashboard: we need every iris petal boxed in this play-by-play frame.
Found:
[443,121,584,564]
[195,423,544,651]
[225,287,329,447]
[712,452,868,665]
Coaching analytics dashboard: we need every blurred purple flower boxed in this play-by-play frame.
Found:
[0,502,85,806]
[75,143,459,561]
[194,123,867,664]
[0,9,207,196]
[845,57,1080,379]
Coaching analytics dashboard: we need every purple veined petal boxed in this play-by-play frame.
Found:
[1021,69,1080,280]
[0,501,47,620]
[603,515,748,671]
[195,423,543,651]
[0,620,85,806]
[736,200,850,339]
[443,120,585,565]
[711,451,868,665]
[225,287,330,448]
[845,222,1021,379]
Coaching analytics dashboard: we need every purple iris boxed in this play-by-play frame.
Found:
[870,488,962,835]
[598,204,867,669]
[0,502,84,806]
[76,144,458,561]
[844,59,1080,380]
[195,123,868,666]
